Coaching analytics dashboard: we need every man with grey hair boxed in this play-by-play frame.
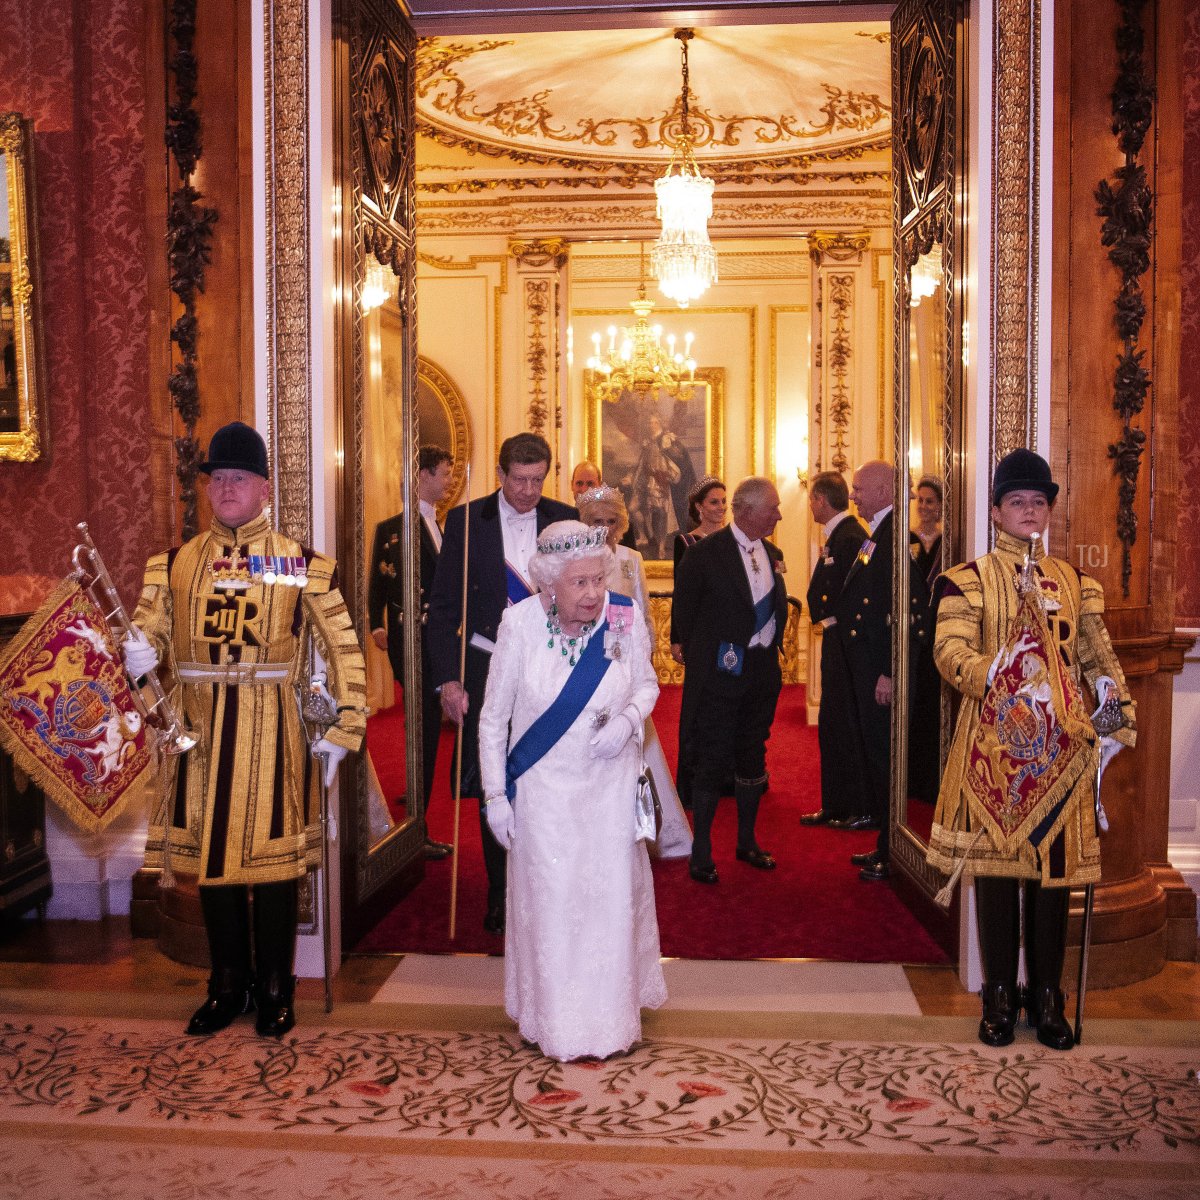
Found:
[671,476,788,884]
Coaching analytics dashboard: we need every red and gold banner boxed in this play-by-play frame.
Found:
[0,579,156,833]
[966,582,1095,855]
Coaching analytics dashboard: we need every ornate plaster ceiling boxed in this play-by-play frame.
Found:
[416,23,890,167]
[414,21,893,237]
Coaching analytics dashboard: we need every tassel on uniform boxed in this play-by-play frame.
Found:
[934,828,985,909]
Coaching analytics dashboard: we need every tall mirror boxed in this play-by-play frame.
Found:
[335,0,427,941]
[889,0,963,913]
[0,112,46,462]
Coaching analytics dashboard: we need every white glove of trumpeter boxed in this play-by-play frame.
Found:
[485,796,515,850]
[312,737,348,788]
[589,712,634,760]
[121,628,159,679]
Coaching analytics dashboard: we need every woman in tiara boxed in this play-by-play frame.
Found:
[672,475,727,577]
[578,484,692,860]
[478,521,666,1061]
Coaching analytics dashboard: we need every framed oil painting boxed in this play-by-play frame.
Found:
[585,367,724,577]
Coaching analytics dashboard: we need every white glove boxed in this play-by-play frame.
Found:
[485,797,515,850]
[121,628,159,679]
[986,646,1006,688]
[589,712,634,759]
[312,737,348,788]
[1099,734,1123,775]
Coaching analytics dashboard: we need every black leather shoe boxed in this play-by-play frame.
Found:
[979,981,1021,1047]
[859,860,890,881]
[844,815,876,830]
[850,850,880,867]
[483,902,505,935]
[255,976,296,1039]
[735,847,776,870]
[689,863,719,884]
[1027,984,1074,1050]
[798,810,830,826]
[423,839,453,860]
[825,816,855,830]
[186,987,253,1036]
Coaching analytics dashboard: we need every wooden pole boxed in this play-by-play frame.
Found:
[448,463,470,939]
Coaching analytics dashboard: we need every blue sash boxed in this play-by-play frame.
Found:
[506,562,533,607]
[504,593,633,801]
[754,588,776,635]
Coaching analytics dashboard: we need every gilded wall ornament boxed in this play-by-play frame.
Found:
[523,278,552,436]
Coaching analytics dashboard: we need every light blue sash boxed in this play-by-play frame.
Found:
[505,593,633,801]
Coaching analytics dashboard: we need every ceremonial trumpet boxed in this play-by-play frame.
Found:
[72,521,198,755]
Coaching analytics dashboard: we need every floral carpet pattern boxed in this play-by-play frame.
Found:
[1,1017,1197,1159]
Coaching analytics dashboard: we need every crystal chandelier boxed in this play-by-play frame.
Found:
[361,257,392,313]
[586,245,698,401]
[651,29,717,308]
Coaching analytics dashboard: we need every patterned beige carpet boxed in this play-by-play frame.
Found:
[0,995,1197,1199]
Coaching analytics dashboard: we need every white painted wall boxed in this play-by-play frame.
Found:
[1168,639,1200,936]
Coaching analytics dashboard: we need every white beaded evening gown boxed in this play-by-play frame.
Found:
[478,592,667,1061]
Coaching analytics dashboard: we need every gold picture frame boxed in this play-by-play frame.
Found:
[585,367,724,578]
[415,353,471,519]
[0,113,47,462]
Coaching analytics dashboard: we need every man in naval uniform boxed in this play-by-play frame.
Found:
[670,476,788,885]
[123,422,366,1038]
[801,470,869,829]
[427,431,575,934]
[928,449,1134,1050]
[368,444,454,859]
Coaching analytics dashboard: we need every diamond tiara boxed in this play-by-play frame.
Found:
[536,525,610,556]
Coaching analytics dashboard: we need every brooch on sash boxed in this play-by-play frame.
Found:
[603,602,630,661]
[717,642,745,676]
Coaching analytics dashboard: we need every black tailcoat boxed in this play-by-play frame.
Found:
[806,513,869,819]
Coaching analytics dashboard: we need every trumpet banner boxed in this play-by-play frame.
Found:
[966,583,1095,856]
[0,579,156,833]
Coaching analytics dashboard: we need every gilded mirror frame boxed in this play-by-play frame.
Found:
[0,113,47,462]
[889,0,965,904]
[416,354,471,518]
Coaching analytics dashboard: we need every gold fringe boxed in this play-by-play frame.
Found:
[933,828,985,909]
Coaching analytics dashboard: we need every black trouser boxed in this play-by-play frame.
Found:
[975,876,1070,992]
[199,879,298,998]
[688,648,781,870]
[817,635,865,821]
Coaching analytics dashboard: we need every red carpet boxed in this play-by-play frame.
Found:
[356,685,949,965]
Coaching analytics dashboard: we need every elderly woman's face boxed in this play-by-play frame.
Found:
[552,556,608,629]
[586,511,621,549]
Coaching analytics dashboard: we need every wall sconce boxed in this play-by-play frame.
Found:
[796,433,810,489]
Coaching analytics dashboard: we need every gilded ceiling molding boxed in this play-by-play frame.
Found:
[989,0,1041,461]
[1095,0,1154,599]
[417,121,889,175]
[416,197,890,234]
[416,168,891,194]
[264,0,312,545]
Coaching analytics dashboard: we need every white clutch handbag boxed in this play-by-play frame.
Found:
[635,765,663,843]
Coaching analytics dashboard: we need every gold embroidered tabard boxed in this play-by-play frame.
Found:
[926,532,1135,887]
[132,514,367,886]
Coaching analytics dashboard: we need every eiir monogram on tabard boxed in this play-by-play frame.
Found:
[196,594,266,647]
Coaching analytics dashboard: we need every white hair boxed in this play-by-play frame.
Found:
[528,520,614,590]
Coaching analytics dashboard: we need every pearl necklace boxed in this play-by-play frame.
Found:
[546,603,595,667]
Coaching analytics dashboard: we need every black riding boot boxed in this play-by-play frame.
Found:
[975,876,1021,1047]
[187,884,254,1036]
[252,879,299,1039]
[1025,881,1074,1050]
[688,788,720,882]
[734,779,775,869]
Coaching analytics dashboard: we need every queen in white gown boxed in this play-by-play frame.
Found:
[478,521,667,1061]
[577,485,693,860]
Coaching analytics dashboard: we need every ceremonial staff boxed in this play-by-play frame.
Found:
[448,463,471,940]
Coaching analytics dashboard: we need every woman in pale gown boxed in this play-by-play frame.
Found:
[577,485,693,860]
[478,521,666,1061]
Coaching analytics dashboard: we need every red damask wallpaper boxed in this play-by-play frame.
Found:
[1180,5,1200,627]
[0,0,154,615]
